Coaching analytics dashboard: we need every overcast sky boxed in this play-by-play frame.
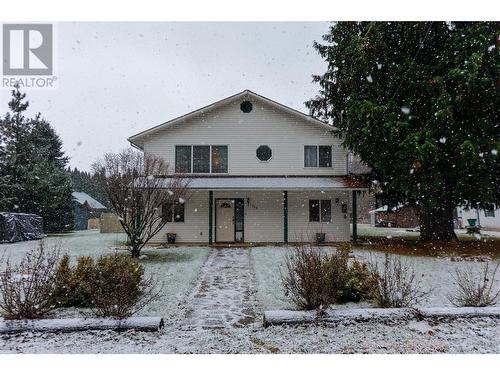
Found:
[0,22,329,171]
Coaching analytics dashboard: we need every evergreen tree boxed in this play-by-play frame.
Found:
[0,86,73,232]
[307,22,500,241]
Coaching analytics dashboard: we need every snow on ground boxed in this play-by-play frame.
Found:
[251,246,500,309]
[355,223,500,240]
[0,230,210,322]
[1,232,500,353]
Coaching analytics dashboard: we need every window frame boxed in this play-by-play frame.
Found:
[484,205,496,218]
[256,145,273,162]
[162,200,185,223]
[308,199,332,223]
[303,145,333,168]
[175,145,229,174]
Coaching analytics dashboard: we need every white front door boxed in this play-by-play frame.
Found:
[216,199,235,242]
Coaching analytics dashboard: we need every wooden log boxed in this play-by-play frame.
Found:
[0,316,164,334]
[263,306,500,327]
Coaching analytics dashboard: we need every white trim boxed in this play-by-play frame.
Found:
[302,144,333,169]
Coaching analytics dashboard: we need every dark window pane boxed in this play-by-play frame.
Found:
[211,146,228,173]
[321,200,331,222]
[319,146,332,167]
[174,202,185,222]
[162,202,173,223]
[304,146,317,167]
[256,145,272,161]
[309,200,320,222]
[175,146,191,173]
[193,145,210,173]
[485,205,495,217]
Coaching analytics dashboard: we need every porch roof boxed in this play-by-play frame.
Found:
[158,176,367,191]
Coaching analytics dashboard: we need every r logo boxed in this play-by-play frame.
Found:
[2,24,53,76]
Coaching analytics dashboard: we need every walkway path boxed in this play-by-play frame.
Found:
[179,247,257,330]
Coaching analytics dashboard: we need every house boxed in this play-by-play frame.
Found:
[369,205,420,228]
[128,90,367,244]
[72,192,107,230]
[456,205,500,231]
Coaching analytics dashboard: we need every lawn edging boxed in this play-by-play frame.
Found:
[0,316,164,334]
[263,306,500,327]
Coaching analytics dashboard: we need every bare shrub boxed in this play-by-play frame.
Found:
[448,263,500,307]
[86,253,162,318]
[369,254,428,308]
[0,242,60,320]
[282,243,376,310]
[282,244,332,310]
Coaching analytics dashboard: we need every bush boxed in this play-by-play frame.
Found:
[282,244,332,310]
[52,255,95,307]
[0,242,60,320]
[448,263,500,307]
[368,254,428,308]
[282,243,375,310]
[86,253,161,318]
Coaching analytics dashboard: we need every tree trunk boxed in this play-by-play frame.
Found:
[418,201,457,241]
[130,243,141,258]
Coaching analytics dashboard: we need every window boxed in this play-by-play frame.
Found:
[175,145,228,174]
[485,205,496,217]
[256,145,272,161]
[304,145,332,168]
[240,101,253,113]
[211,145,228,173]
[162,200,185,223]
[175,146,191,173]
[193,145,210,173]
[309,199,331,222]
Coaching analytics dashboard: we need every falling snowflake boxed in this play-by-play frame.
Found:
[439,137,447,144]
[377,63,383,70]
[401,106,410,115]
[492,149,498,155]
[488,45,496,52]
[366,75,373,83]
[178,197,185,203]
[146,175,154,180]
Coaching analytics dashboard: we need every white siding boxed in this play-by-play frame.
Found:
[288,191,351,242]
[142,98,347,176]
[151,190,351,244]
[457,206,500,231]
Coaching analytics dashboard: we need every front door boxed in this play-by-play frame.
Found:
[216,199,235,242]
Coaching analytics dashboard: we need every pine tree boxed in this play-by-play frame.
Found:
[0,86,74,232]
[307,22,500,241]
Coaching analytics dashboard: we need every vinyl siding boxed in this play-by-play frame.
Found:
[143,98,347,176]
[151,190,351,243]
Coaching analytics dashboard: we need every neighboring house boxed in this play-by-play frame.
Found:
[128,90,367,244]
[347,153,375,224]
[72,192,107,230]
[456,205,500,231]
[369,205,420,228]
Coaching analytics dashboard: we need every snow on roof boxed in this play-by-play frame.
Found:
[128,90,334,149]
[369,204,404,214]
[145,176,367,191]
[72,192,107,209]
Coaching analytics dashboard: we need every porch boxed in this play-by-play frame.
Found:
[152,176,366,244]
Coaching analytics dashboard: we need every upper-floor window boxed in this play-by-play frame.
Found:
[304,145,332,168]
[175,145,228,174]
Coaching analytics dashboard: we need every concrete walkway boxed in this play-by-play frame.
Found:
[180,247,257,330]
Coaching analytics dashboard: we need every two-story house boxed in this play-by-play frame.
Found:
[128,90,366,245]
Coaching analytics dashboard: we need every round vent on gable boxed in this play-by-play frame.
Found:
[240,101,253,113]
[256,145,272,162]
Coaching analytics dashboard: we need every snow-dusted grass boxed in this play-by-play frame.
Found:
[251,245,500,310]
[356,223,500,240]
[0,230,210,320]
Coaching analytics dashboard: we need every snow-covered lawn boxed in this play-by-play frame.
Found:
[251,246,500,310]
[356,223,500,240]
[0,230,210,321]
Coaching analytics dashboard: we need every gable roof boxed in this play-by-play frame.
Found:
[72,192,107,210]
[128,89,334,150]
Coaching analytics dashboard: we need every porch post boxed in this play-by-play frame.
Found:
[283,190,288,243]
[352,190,358,242]
[208,190,213,244]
